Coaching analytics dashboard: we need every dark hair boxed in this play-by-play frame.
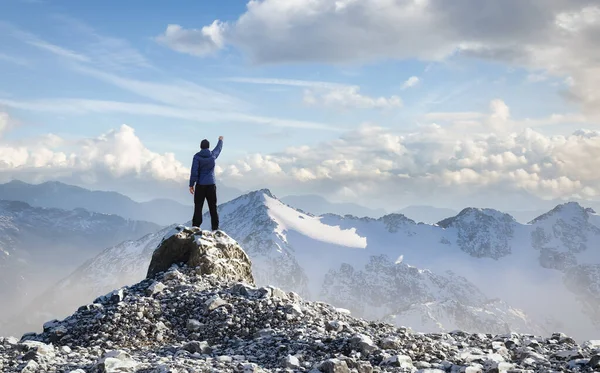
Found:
[200,139,210,149]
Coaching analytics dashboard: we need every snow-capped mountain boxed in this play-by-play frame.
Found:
[16,189,579,340]
[0,200,160,325]
[437,207,518,259]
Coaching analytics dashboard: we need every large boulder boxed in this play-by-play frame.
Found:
[146,226,255,286]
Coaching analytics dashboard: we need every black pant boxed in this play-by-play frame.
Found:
[192,184,219,230]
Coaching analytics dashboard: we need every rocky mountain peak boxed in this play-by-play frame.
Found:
[4,239,600,372]
[530,202,596,225]
[379,213,417,233]
[437,207,515,228]
[146,226,255,286]
[437,207,517,259]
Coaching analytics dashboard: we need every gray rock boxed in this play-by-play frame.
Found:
[20,360,39,373]
[146,281,166,295]
[350,333,377,354]
[146,227,255,286]
[319,358,350,373]
[283,354,301,369]
[93,350,139,373]
[186,319,202,332]
[182,341,212,355]
[381,354,413,368]
[326,320,344,332]
[205,295,228,312]
[588,354,600,367]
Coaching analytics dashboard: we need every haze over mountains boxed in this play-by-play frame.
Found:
[5,184,600,344]
[0,180,556,225]
[0,199,160,324]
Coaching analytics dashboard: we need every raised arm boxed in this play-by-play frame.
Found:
[189,154,199,187]
[212,136,223,159]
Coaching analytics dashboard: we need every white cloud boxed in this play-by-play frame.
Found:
[0,120,189,187]
[214,100,600,208]
[2,100,600,210]
[304,86,402,110]
[156,21,227,57]
[401,76,420,89]
[168,0,600,115]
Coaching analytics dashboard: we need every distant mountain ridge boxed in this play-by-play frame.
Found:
[0,180,193,225]
[19,189,600,340]
[0,199,161,324]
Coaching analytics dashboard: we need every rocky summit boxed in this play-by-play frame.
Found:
[2,229,600,372]
[146,226,255,286]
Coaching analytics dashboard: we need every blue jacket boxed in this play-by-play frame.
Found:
[189,140,223,187]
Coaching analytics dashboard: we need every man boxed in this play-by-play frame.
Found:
[189,136,223,230]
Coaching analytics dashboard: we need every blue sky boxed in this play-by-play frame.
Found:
[0,0,599,210]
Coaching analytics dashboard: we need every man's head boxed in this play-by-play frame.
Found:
[200,139,210,149]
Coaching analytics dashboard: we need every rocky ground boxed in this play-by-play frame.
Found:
[1,228,600,372]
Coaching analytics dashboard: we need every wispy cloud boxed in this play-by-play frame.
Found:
[74,66,248,111]
[225,77,348,89]
[227,77,403,111]
[52,14,152,70]
[0,53,31,67]
[0,98,340,131]
[304,86,403,110]
[0,21,90,62]
[1,23,342,131]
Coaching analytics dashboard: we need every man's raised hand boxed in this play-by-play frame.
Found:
[219,136,223,141]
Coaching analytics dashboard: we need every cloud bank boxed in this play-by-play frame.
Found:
[1,97,598,209]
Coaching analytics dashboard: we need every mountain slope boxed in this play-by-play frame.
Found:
[5,261,597,373]
[14,190,554,340]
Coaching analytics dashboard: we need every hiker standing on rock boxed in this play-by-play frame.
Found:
[189,136,223,231]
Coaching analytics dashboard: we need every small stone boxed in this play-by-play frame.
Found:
[186,319,202,332]
[182,341,212,355]
[326,321,343,332]
[382,355,413,369]
[20,360,39,373]
[283,355,301,369]
[147,281,166,295]
[60,346,72,354]
[381,337,401,350]
[217,355,233,363]
[285,303,303,316]
[319,358,350,373]
[350,334,377,354]
[205,295,228,312]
